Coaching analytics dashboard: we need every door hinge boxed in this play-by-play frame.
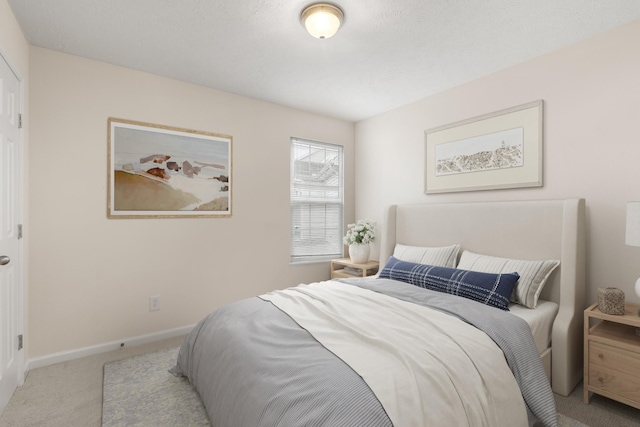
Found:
[18,114,22,129]
[17,224,22,239]
[18,334,23,351]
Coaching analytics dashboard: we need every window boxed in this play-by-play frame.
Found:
[290,137,343,263]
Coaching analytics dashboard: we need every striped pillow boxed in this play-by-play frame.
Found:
[393,243,459,268]
[456,250,560,309]
[379,256,519,310]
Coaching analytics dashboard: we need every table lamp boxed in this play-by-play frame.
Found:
[625,202,640,310]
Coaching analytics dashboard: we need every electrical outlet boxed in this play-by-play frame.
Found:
[149,295,160,311]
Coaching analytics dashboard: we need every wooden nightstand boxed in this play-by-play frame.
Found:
[583,302,640,409]
[330,258,379,279]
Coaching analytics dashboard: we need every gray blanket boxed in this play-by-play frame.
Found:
[172,278,557,427]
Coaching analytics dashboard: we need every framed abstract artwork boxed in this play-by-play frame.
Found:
[425,100,543,194]
[107,118,232,218]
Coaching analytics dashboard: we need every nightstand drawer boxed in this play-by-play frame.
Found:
[589,341,640,377]
[588,363,640,404]
[584,302,640,410]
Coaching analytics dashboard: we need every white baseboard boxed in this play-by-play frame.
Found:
[25,324,195,372]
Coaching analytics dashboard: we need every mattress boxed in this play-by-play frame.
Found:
[376,270,559,354]
[364,274,557,354]
[509,299,559,354]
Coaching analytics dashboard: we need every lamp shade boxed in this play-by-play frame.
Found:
[626,202,640,247]
[301,3,343,39]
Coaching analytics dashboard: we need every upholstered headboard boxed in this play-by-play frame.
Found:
[380,198,586,396]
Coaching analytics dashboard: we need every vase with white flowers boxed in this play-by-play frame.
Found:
[343,219,376,264]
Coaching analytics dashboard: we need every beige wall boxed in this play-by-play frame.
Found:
[356,19,640,307]
[17,8,640,359]
[28,47,354,358]
[0,0,28,73]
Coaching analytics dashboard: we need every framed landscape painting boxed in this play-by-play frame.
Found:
[424,100,543,194]
[108,118,232,218]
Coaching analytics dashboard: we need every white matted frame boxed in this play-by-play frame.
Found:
[108,118,232,218]
[425,100,543,194]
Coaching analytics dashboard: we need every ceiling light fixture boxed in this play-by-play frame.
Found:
[301,3,344,39]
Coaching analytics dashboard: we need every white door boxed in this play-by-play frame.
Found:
[0,50,23,415]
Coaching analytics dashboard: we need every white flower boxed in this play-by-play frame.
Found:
[343,219,376,245]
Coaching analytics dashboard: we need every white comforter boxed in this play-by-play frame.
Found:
[262,280,529,427]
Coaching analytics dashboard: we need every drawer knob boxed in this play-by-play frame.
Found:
[598,353,604,359]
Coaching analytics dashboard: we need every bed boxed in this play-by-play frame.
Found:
[172,198,586,427]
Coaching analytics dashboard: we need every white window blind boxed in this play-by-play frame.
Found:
[290,137,343,263]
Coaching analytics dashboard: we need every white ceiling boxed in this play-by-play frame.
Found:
[8,0,640,122]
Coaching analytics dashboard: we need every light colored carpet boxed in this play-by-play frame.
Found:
[102,347,210,426]
[103,346,599,427]
[556,380,640,427]
[2,335,636,427]
[556,413,590,427]
[0,336,186,427]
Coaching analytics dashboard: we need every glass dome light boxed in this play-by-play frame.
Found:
[301,3,344,39]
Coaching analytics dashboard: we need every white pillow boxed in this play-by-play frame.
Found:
[456,250,559,309]
[393,243,459,268]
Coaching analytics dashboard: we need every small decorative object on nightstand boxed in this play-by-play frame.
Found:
[330,258,379,279]
[584,302,640,410]
[597,287,625,315]
[625,202,640,316]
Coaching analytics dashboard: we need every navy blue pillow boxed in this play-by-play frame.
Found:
[378,256,519,311]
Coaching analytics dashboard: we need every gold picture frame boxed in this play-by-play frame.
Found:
[425,100,543,194]
[107,118,232,218]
